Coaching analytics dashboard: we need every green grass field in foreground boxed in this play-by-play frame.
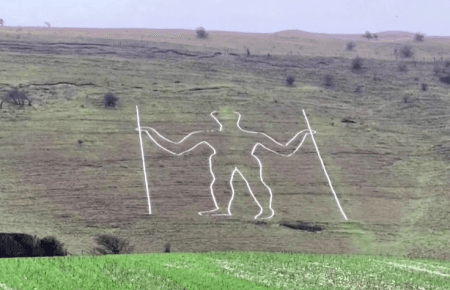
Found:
[1,252,449,290]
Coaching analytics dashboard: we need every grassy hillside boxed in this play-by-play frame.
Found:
[0,27,449,266]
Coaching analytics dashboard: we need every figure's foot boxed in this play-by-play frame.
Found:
[198,208,231,216]
[255,208,274,220]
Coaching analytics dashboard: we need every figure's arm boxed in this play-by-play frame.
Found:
[251,129,316,156]
[136,126,214,155]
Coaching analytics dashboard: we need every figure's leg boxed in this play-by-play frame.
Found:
[237,159,275,220]
[198,162,235,216]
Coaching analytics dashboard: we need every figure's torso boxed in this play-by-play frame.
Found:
[206,128,260,164]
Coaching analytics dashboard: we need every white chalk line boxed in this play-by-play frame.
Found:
[136,106,151,215]
[136,106,348,220]
[302,109,348,220]
[369,259,450,277]
[138,112,312,219]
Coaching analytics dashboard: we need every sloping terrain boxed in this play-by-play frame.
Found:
[0,27,449,261]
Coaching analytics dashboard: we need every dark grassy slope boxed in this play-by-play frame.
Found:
[0,30,449,261]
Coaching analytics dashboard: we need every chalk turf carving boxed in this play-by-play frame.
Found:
[136,106,348,220]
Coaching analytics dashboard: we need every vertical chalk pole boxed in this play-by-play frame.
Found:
[302,109,348,221]
[136,106,152,214]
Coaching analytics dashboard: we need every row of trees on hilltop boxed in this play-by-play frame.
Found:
[362,31,425,42]
[0,19,50,27]
[362,31,379,40]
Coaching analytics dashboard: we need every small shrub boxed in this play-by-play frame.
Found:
[373,33,378,40]
[421,83,428,91]
[9,90,25,105]
[92,234,135,255]
[286,75,295,86]
[36,236,68,257]
[398,62,408,72]
[103,92,118,108]
[0,233,59,258]
[362,31,372,39]
[0,234,69,258]
[433,64,443,75]
[351,57,363,70]
[346,42,356,51]
[0,235,27,257]
[354,86,362,93]
[0,89,32,109]
[195,27,208,39]
[399,45,414,58]
[164,243,171,253]
[323,74,334,87]
[414,33,425,42]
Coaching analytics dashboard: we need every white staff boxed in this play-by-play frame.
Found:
[136,106,151,214]
[302,109,348,221]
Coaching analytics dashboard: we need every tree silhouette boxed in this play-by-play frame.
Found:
[195,27,208,39]
[362,31,373,39]
[414,33,425,42]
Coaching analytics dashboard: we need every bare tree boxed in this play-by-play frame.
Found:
[0,89,32,109]
[91,234,135,255]
[0,19,3,27]
[44,22,51,28]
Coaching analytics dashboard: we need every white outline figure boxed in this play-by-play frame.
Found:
[136,106,348,220]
